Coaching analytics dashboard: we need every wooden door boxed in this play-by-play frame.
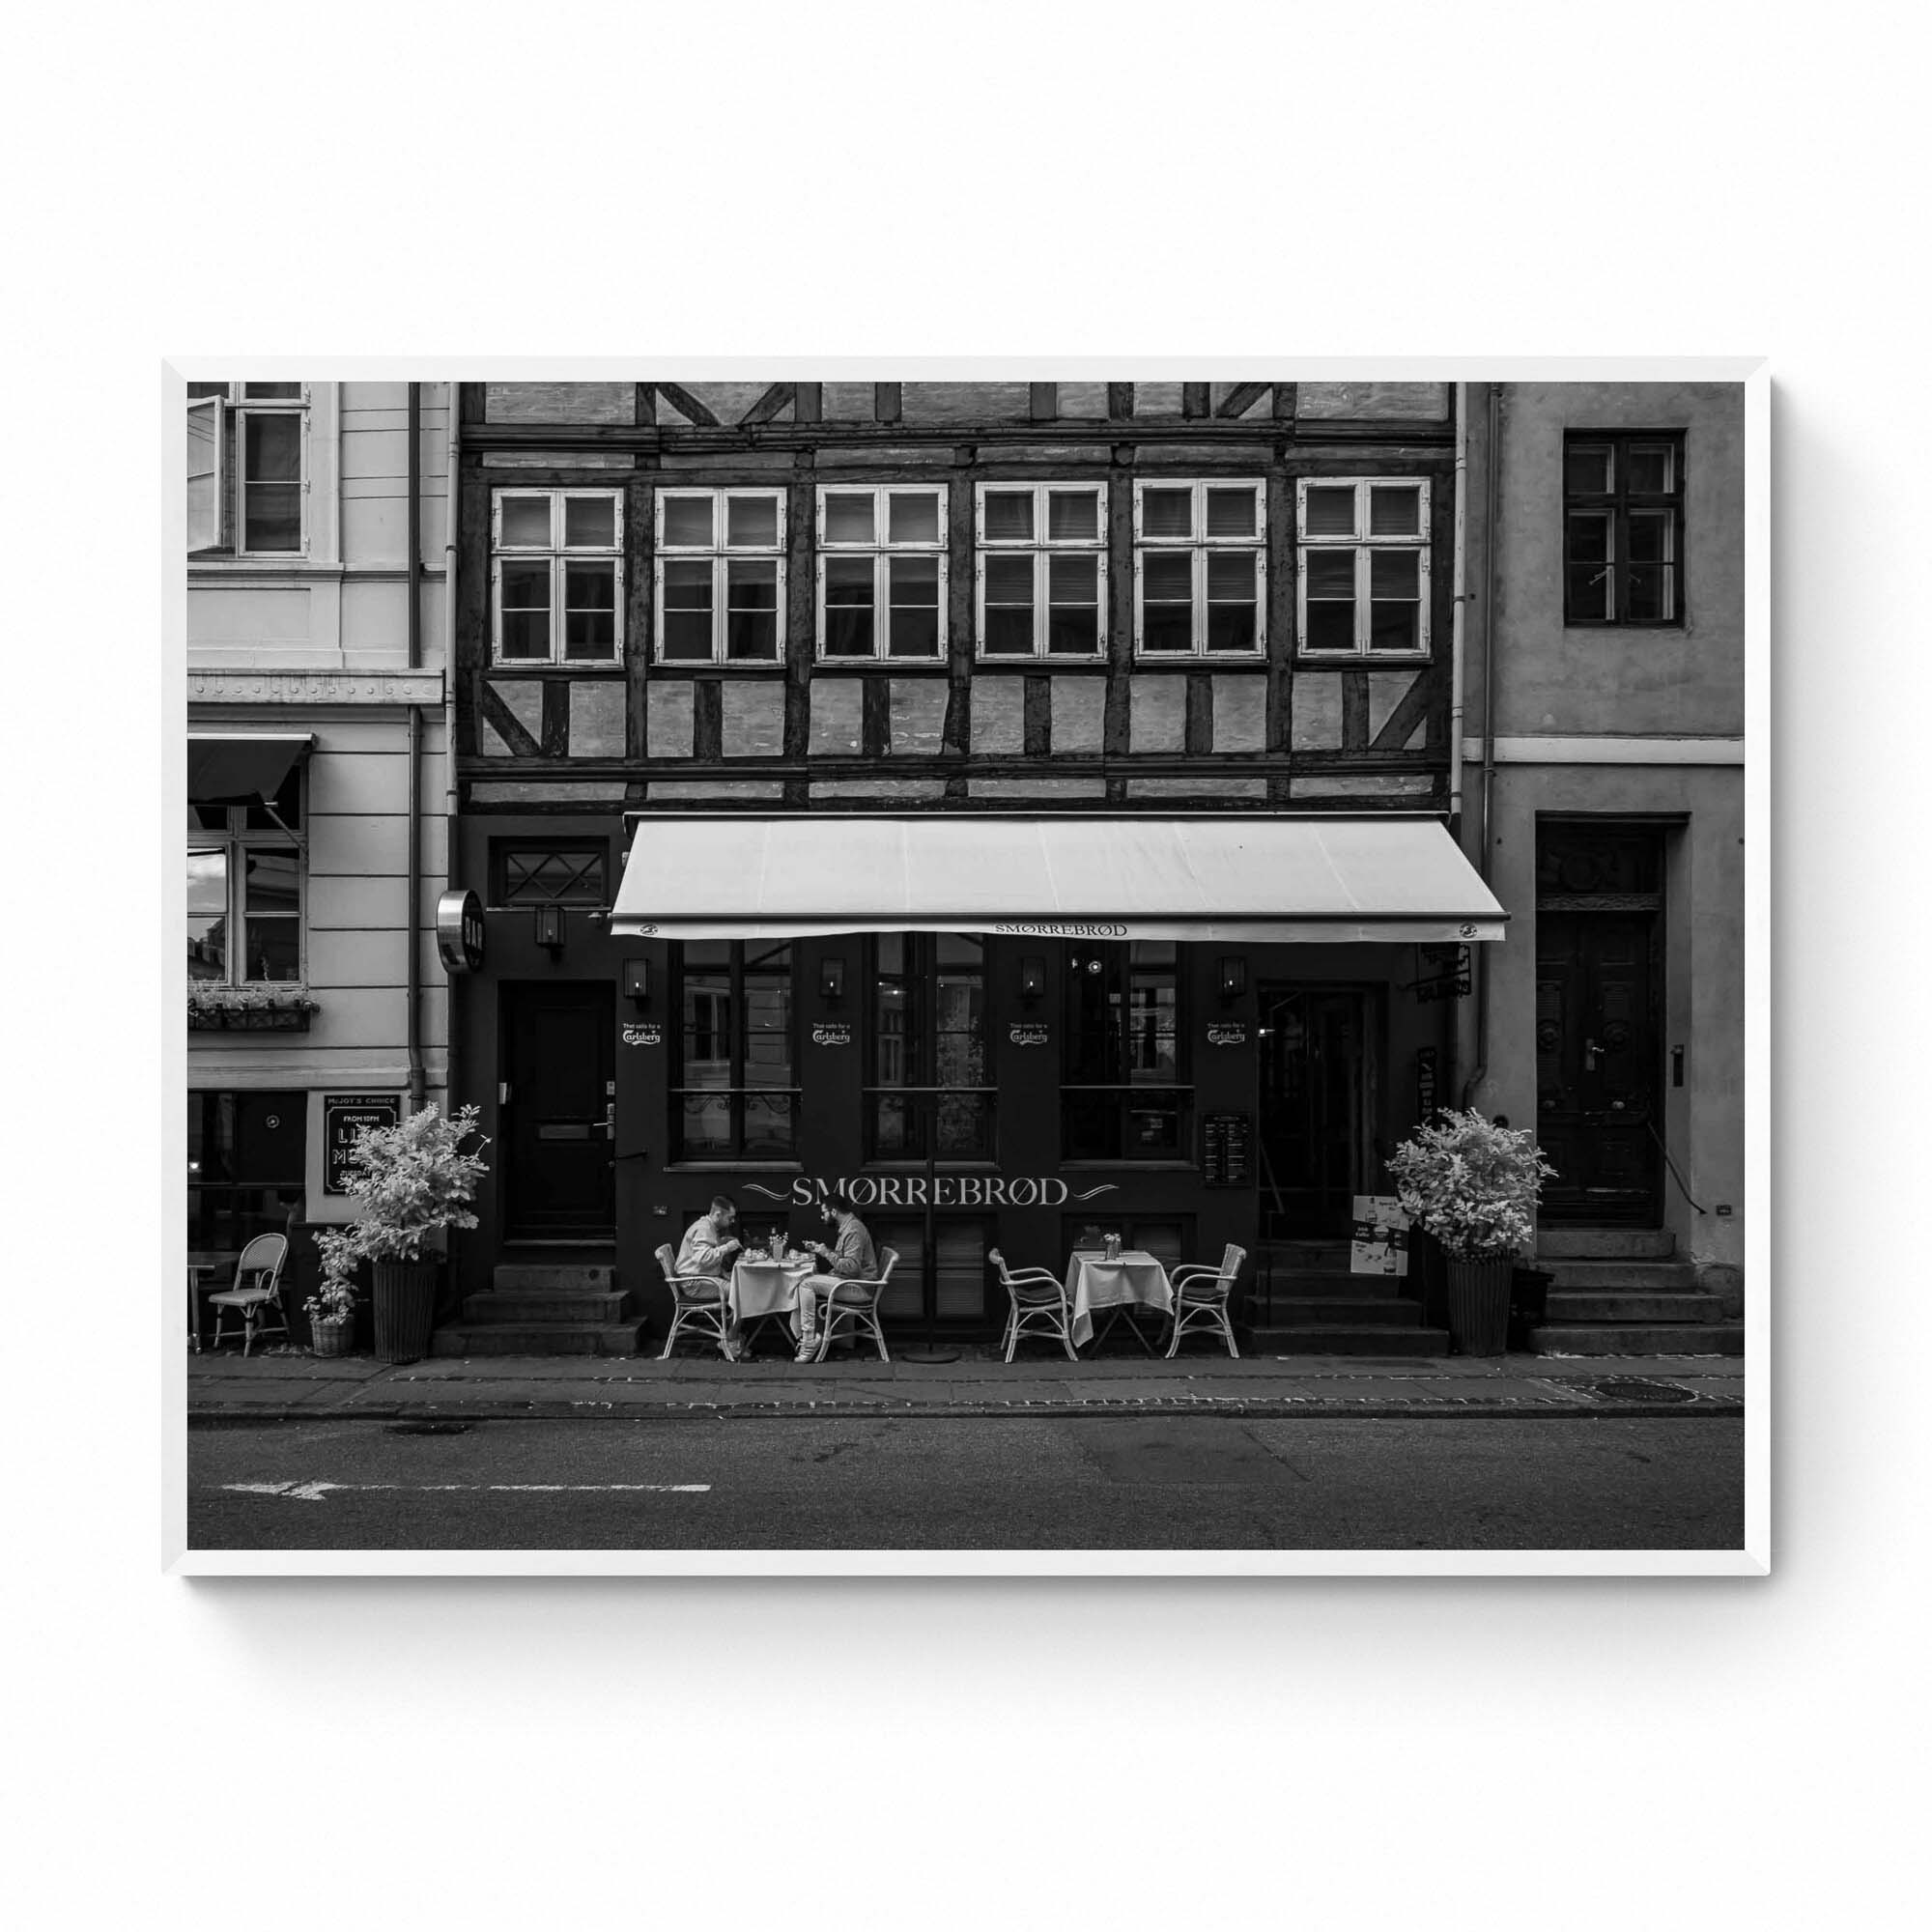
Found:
[1535,913,1661,1222]
[1257,986,1377,1237]
[501,982,616,1239]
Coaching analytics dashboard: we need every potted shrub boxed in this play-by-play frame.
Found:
[304,1233,361,1358]
[327,1104,490,1364]
[1385,1110,1556,1356]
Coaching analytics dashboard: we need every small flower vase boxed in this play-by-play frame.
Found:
[1104,1235,1122,1262]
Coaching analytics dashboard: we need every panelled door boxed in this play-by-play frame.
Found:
[501,981,616,1239]
[1535,826,1663,1224]
[1257,985,1378,1238]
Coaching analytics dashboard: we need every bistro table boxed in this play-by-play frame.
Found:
[726,1256,816,1355]
[185,1251,240,1353]
[1064,1249,1175,1352]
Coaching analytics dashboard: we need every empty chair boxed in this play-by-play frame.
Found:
[206,1235,292,1357]
[808,1248,897,1363]
[990,1248,1077,1364]
[1164,1242,1246,1359]
[656,1242,731,1359]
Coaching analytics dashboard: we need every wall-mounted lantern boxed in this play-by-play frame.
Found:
[1217,954,1248,1004]
[1018,955,1046,1006]
[819,955,846,1005]
[533,905,564,952]
[623,958,652,1006]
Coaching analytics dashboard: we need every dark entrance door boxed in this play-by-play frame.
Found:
[1257,986,1378,1238]
[501,981,615,1240]
[1535,827,1663,1224]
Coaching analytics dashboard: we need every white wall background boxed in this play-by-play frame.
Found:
[6,4,1924,1929]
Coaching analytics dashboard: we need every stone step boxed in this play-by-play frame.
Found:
[1527,1322,1745,1357]
[1541,1259,1700,1292]
[1546,1291,1726,1323]
[491,1263,616,1293]
[430,1321,644,1358]
[1255,1268,1415,1298]
[462,1290,632,1324]
[1537,1227,1676,1261]
[1256,1296,1424,1325]
[1248,1324,1450,1357]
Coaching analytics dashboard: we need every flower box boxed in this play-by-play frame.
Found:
[187,991,320,1033]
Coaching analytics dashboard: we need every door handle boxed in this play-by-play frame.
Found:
[603,1102,615,1140]
[1583,1038,1604,1072]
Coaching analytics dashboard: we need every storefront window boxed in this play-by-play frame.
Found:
[1063,941,1188,1159]
[187,1090,306,1251]
[672,941,798,1159]
[869,935,992,1159]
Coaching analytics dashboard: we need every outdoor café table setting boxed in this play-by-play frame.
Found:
[726,1242,816,1351]
[185,1251,239,1352]
[1064,1243,1175,1352]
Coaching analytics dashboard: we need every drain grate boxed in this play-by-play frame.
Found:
[1589,1377,1696,1405]
[385,1420,473,1435]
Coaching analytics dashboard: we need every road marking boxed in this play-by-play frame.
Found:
[220,1481,711,1504]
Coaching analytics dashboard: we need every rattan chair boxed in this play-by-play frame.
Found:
[206,1235,291,1357]
[990,1247,1078,1363]
[1164,1242,1246,1359]
[656,1242,732,1359]
[807,1249,897,1363]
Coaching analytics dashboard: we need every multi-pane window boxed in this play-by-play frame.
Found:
[1132,480,1265,658]
[869,934,992,1159]
[1295,478,1432,659]
[1563,433,1685,625]
[817,487,949,661]
[185,382,308,555]
[490,842,608,908]
[655,490,786,665]
[492,490,624,665]
[186,765,304,984]
[975,482,1108,659]
[1063,941,1188,1160]
[672,941,797,1159]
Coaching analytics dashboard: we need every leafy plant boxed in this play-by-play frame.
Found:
[1384,1109,1556,1262]
[305,1228,361,1322]
[187,982,319,1014]
[325,1103,491,1264]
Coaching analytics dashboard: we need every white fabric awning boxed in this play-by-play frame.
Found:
[611,815,1506,945]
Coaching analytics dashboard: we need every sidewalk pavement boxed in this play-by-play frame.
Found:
[188,1341,1745,1424]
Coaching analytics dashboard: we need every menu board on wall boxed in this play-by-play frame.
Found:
[1350,1194,1411,1276]
[324,1094,401,1195]
[1202,1112,1253,1188]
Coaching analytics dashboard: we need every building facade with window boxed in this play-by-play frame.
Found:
[1457,382,1747,1342]
[440,378,1534,1350]
[186,381,452,1309]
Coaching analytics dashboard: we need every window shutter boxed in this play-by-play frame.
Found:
[186,395,222,551]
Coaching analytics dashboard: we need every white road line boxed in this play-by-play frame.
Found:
[220,1481,711,1504]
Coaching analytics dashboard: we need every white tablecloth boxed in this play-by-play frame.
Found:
[1064,1250,1174,1349]
[727,1259,815,1324]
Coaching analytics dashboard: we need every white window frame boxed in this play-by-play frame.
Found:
[973,480,1109,662]
[233,384,311,558]
[186,393,224,553]
[186,788,307,988]
[653,488,789,668]
[814,484,950,664]
[491,488,627,668]
[1131,478,1267,660]
[1294,477,1433,662]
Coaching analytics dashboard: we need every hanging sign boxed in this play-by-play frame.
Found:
[1350,1195,1411,1276]
[324,1094,401,1195]
[622,1021,662,1047]
[435,889,486,974]
[812,1022,851,1047]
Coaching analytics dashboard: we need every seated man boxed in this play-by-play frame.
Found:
[674,1193,745,1360]
[794,1185,878,1362]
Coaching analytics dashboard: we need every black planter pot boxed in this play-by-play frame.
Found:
[372,1261,439,1364]
[1445,1258,1515,1357]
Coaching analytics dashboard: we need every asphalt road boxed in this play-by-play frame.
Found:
[186,1414,1745,1551]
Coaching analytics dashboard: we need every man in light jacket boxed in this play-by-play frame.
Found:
[675,1193,745,1359]
[794,1185,878,1362]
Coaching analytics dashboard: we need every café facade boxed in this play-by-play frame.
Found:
[442,378,1506,1342]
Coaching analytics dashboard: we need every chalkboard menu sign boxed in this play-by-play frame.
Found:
[1202,1112,1253,1188]
[324,1093,401,1195]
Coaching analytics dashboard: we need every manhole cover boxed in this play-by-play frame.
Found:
[385,1420,473,1435]
[1590,1378,1695,1405]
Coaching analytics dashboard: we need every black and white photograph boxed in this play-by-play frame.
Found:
[176,367,1761,1569]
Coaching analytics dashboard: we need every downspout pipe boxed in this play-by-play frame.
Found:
[405,381,426,1113]
[441,387,463,1116]
[1448,382,1468,827]
[1461,382,1502,1111]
